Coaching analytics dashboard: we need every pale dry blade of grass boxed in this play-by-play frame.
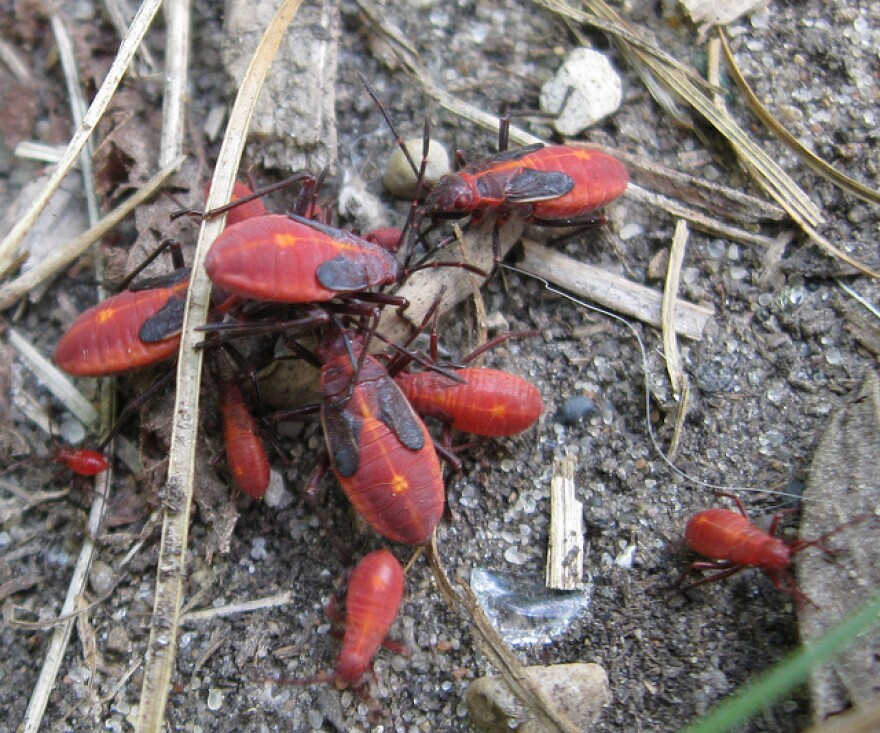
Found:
[662,220,692,463]
[160,0,190,166]
[135,1,306,730]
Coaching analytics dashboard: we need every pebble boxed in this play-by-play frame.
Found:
[206,688,224,711]
[555,395,596,426]
[383,137,451,198]
[89,559,116,596]
[540,48,622,136]
[467,662,611,732]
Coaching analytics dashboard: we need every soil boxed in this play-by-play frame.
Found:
[1,1,878,732]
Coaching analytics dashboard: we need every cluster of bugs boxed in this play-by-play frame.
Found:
[33,85,859,710]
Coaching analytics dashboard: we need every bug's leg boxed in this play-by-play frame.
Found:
[675,560,743,593]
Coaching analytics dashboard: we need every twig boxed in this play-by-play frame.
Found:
[545,454,584,590]
[180,591,295,624]
[518,240,714,340]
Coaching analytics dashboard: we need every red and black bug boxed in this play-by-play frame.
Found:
[422,143,629,228]
[219,381,271,500]
[204,214,400,305]
[54,267,190,377]
[677,492,864,606]
[293,322,445,546]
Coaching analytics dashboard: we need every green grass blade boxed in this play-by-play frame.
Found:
[679,589,880,733]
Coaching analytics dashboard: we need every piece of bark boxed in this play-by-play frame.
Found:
[545,455,585,590]
[221,0,339,171]
[796,369,880,722]
[518,240,714,341]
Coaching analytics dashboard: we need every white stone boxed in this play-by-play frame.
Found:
[540,48,622,136]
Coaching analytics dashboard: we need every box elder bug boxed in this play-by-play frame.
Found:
[219,381,271,500]
[286,320,445,546]
[677,492,867,606]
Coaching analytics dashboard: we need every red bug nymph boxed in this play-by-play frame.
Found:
[336,548,406,683]
[395,366,543,437]
[204,214,400,304]
[678,492,860,605]
[219,381,271,500]
[54,268,190,377]
[52,446,109,476]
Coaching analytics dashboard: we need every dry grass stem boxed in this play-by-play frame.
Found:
[160,0,191,166]
[719,29,880,207]
[0,156,185,310]
[52,14,100,228]
[181,592,296,625]
[626,182,782,248]
[19,461,115,733]
[136,2,306,730]
[662,220,691,463]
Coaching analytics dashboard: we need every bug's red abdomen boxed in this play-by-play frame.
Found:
[54,285,185,376]
[521,146,629,219]
[395,367,543,437]
[53,447,109,476]
[337,549,405,683]
[685,508,792,571]
[220,382,270,499]
[205,215,399,303]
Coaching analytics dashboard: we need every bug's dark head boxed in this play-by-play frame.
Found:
[423,174,474,217]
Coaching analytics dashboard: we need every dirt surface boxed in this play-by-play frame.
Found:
[1,1,879,732]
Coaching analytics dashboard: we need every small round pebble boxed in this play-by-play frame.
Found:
[556,395,596,426]
[383,137,451,198]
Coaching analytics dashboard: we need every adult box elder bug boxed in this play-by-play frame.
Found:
[359,73,628,254]
[422,142,630,228]
[677,492,866,606]
[54,267,190,377]
[204,214,400,305]
[281,320,445,546]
